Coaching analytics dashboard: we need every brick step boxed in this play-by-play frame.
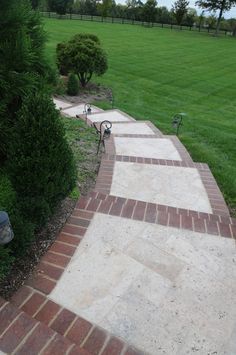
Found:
[0,297,89,355]
[76,193,235,239]
[8,285,142,355]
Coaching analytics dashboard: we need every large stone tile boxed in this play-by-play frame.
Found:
[62,104,102,117]
[111,122,155,135]
[87,110,133,123]
[53,98,72,110]
[111,162,212,213]
[49,214,236,354]
[114,137,182,160]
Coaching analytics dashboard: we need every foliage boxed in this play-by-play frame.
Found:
[7,90,76,227]
[57,33,108,87]
[0,0,52,161]
[172,0,189,25]
[48,0,73,14]
[195,0,236,34]
[0,172,33,278]
[142,0,157,22]
[67,73,79,95]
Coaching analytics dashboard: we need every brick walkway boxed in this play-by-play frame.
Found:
[0,99,235,355]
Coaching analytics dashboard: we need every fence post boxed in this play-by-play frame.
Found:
[162,23,163,28]
[122,18,124,24]
[49,11,51,18]
[171,23,173,30]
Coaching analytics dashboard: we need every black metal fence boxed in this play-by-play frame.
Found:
[41,11,232,36]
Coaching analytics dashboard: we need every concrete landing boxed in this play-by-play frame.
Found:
[62,104,103,117]
[84,110,135,123]
[53,98,72,110]
[50,213,236,355]
[114,137,182,160]
[110,162,212,213]
[111,122,156,135]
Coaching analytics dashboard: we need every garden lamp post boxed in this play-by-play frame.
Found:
[172,112,186,136]
[96,120,112,154]
[0,211,14,245]
[83,103,92,122]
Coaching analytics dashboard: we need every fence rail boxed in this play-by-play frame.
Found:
[40,12,232,36]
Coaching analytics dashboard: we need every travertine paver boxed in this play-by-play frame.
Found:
[85,110,134,123]
[62,104,103,117]
[50,213,236,355]
[111,122,155,135]
[114,137,182,160]
[110,162,212,213]
[53,98,72,110]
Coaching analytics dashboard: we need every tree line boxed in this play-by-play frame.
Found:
[35,0,236,35]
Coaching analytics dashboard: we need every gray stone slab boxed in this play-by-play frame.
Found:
[62,104,102,117]
[111,162,212,213]
[111,122,155,135]
[86,110,134,123]
[53,98,72,110]
[114,137,182,160]
[49,213,236,355]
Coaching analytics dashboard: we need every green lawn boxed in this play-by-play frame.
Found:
[44,18,236,214]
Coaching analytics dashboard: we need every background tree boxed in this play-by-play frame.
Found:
[196,0,236,34]
[172,0,189,25]
[57,33,108,87]
[142,0,157,22]
[48,0,73,14]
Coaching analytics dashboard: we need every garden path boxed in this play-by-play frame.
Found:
[0,98,235,355]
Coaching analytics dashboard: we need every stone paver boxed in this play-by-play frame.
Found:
[111,122,156,135]
[114,137,182,160]
[2,102,235,355]
[62,104,103,117]
[83,109,135,123]
[53,98,72,110]
[110,162,212,213]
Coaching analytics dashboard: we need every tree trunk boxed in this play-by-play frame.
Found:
[215,0,225,35]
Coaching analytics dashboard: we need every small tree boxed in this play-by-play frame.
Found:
[57,33,108,88]
[7,90,76,227]
[48,0,73,14]
[195,0,236,35]
[142,0,157,23]
[67,73,79,95]
[172,0,189,25]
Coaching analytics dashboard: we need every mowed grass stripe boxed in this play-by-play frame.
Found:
[43,18,236,214]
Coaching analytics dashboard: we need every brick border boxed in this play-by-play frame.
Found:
[8,286,141,355]
[62,104,104,118]
[95,155,229,217]
[82,192,236,239]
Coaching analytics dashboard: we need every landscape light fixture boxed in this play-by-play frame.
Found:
[172,112,186,136]
[83,103,92,122]
[95,120,112,154]
[0,211,14,245]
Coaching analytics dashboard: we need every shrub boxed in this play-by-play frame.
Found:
[0,172,33,279]
[57,33,108,87]
[67,73,79,95]
[7,90,76,227]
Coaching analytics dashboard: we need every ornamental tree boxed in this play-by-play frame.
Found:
[56,33,108,87]
[195,0,236,34]
[172,0,189,25]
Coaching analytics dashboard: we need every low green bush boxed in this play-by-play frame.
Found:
[7,90,76,228]
[67,73,79,96]
[0,172,34,279]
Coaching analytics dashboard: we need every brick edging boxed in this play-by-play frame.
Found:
[8,287,142,355]
[80,193,235,239]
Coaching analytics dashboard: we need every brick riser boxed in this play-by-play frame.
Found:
[0,297,90,355]
[6,284,141,355]
[80,192,236,239]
